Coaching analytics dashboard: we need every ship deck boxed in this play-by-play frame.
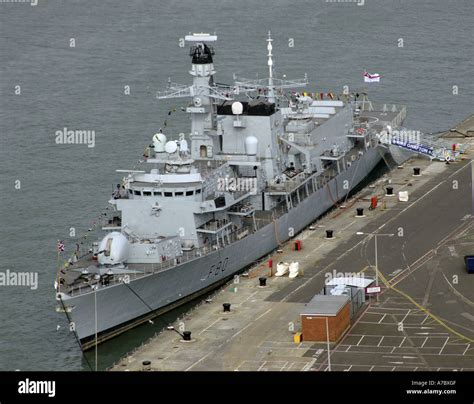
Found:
[357,103,406,131]
[61,226,267,297]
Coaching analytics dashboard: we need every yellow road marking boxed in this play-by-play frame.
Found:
[377,270,474,343]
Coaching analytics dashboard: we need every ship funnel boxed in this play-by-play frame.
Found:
[244,136,258,156]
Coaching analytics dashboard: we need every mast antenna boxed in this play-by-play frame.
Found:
[267,31,275,103]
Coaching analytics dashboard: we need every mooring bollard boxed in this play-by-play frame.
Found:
[413,167,421,176]
[142,360,151,371]
[326,230,334,239]
[386,186,394,196]
[182,331,192,341]
[259,277,267,287]
[356,208,364,217]
[223,303,231,312]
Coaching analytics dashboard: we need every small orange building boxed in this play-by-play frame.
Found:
[300,295,351,342]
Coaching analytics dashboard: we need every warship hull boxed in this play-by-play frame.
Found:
[64,147,383,349]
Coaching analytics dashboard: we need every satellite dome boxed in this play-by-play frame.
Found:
[153,133,167,152]
[244,135,258,156]
[231,102,243,115]
[165,141,178,154]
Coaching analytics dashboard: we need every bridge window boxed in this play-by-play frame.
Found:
[196,189,201,194]
[153,191,162,196]
[143,191,152,196]
[175,192,184,196]
[134,190,141,196]
[164,192,173,197]
[186,190,194,196]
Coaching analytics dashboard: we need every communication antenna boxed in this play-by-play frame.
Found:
[267,31,275,103]
[179,139,189,153]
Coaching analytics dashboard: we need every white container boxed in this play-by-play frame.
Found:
[275,262,289,277]
[398,191,409,202]
[289,262,299,279]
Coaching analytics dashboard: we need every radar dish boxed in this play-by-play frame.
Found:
[231,102,243,115]
[165,141,178,154]
[179,139,189,152]
[153,133,167,152]
[153,133,167,143]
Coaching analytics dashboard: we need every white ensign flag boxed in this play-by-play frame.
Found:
[364,71,381,83]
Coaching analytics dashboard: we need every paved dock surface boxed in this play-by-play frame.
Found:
[111,145,474,372]
[441,113,474,138]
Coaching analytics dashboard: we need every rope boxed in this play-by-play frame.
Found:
[58,295,94,371]
[272,218,283,247]
[326,181,339,207]
[122,282,184,338]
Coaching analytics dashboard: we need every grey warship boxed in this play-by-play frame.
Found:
[56,33,407,349]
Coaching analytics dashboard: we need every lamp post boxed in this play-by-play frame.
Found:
[94,284,98,372]
[356,231,394,302]
[325,316,331,371]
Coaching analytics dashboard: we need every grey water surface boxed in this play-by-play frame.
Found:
[0,0,472,370]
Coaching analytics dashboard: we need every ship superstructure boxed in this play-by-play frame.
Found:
[57,33,407,349]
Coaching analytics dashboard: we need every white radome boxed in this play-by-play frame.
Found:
[165,140,178,154]
[231,101,243,115]
[153,133,167,152]
[244,135,258,156]
[98,232,129,265]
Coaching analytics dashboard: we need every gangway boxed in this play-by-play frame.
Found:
[381,131,463,161]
